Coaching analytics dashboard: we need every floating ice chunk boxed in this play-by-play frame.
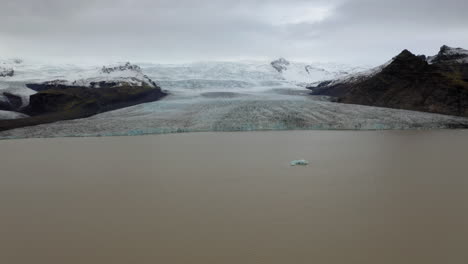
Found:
[290,160,309,166]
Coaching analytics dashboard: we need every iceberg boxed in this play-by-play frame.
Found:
[290,160,309,166]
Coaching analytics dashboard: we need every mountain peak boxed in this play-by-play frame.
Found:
[394,49,416,59]
[101,62,142,74]
[428,45,468,64]
[271,58,291,73]
[0,66,14,77]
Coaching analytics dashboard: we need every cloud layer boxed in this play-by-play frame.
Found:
[1,0,467,64]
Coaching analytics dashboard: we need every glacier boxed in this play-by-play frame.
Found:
[1,92,468,139]
[1,59,468,139]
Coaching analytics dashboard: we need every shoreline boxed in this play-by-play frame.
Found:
[1,126,468,141]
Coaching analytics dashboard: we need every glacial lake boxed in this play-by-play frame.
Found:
[1,130,468,263]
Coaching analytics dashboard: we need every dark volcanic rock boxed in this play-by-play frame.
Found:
[3,93,23,110]
[309,46,468,117]
[0,85,167,132]
[26,80,71,92]
[0,100,11,111]
[25,85,166,115]
[0,93,23,111]
[309,80,351,98]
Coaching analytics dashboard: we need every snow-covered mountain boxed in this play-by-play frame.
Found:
[270,58,366,85]
[2,58,366,89]
[29,62,159,89]
[0,58,367,110]
[309,45,468,92]
[0,62,161,112]
[427,45,468,64]
[137,59,368,93]
[307,59,394,90]
[308,45,468,117]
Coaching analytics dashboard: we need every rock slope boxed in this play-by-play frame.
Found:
[308,45,468,117]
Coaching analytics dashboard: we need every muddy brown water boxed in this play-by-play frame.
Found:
[1,130,468,264]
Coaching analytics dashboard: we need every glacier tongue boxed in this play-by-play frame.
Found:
[1,92,467,139]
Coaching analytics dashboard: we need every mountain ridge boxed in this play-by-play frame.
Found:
[308,45,468,117]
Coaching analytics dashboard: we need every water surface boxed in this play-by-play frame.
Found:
[1,130,468,263]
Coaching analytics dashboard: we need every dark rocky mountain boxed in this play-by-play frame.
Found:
[0,85,166,132]
[308,46,468,117]
[427,45,468,64]
[0,93,22,111]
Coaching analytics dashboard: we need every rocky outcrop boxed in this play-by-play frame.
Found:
[0,93,23,111]
[308,46,468,117]
[427,45,468,64]
[0,85,167,132]
[271,58,290,73]
[25,85,166,116]
[0,67,14,77]
[101,62,142,74]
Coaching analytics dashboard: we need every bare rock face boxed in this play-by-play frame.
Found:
[271,58,290,73]
[101,62,142,74]
[308,46,468,117]
[0,93,23,111]
[0,67,14,77]
[427,45,468,64]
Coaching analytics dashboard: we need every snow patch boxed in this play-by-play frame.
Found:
[0,110,28,120]
[308,59,393,87]
[427,45,468,64]
[0,82,36,108]
[271,58,367,86]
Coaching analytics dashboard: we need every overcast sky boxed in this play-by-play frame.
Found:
[1,0,467,65]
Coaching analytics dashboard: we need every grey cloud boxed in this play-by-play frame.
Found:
[0,0,467,64]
